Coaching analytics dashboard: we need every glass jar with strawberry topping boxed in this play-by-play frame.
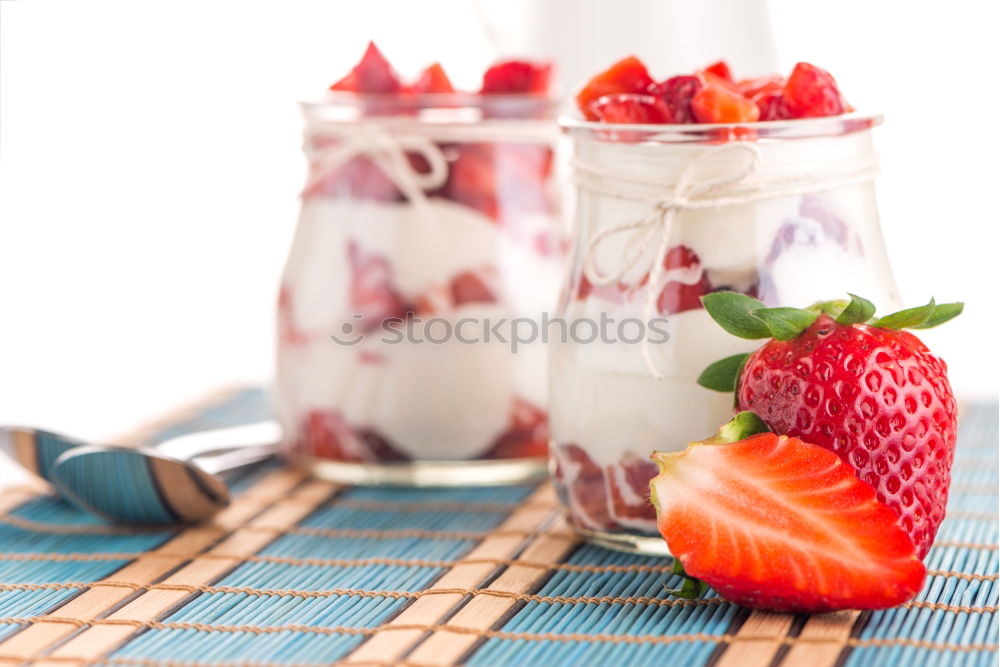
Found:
[551,114,901,553]
[276,47,565,485]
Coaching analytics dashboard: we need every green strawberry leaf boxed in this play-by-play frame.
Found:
[835,293,877,325]
[697,353,750,393]
[701,292,771,339]
[665,558,710,600]
[911,302,964,329]
[750,307,818,341]
[873,298,936,329]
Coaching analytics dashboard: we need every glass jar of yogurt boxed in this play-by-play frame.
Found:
[276,93,565,485]
[551,115,900,553]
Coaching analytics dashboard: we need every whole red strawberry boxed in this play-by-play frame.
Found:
[699,292,962,558]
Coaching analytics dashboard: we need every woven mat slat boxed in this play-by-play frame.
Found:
[0,388,994,667]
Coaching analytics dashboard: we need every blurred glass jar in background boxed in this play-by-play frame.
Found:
[551,115,900,553]
[276,93,565,485]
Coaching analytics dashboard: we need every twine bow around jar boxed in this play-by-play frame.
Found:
[301,117,557,217]
[576,140,880,380]
[303,122,451,213]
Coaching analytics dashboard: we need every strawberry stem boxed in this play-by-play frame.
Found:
[665,558,710,600]
[705,411,771,444]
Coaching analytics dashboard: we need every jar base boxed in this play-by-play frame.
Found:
[299,456,548,487]
[572,524,672,556]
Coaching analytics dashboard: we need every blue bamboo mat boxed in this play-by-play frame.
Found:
[0,388,994,667]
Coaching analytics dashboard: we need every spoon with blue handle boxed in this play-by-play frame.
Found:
[0,421,281,524]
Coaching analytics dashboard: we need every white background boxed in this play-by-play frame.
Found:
[1,0,997,449]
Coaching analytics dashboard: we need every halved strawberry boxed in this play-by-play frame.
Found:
[651,412,926,612]
[412,62,454,94]
[576,56,655,120]
[590,94,672,123]
[481,60,552,94]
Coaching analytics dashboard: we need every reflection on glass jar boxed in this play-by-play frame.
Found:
[277,94,566,485]
[551,115,900,553]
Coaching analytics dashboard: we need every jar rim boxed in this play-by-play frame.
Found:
[301,91,561,116]
[559,111,883,142]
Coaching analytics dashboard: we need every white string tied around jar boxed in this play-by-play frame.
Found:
[303,122,450,215]
[577,140,880,380]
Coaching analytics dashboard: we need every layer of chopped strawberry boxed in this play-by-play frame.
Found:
[330,42,551,101]
[578,57,852,124]
[302,399,548,464]
[577,244,756,314]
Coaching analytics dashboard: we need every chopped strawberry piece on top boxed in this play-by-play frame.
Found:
[330,41,403,94]
[576,56,655,120]
[481,60,552,94]
[690,83,761,123]
[590,94,672,123]
[412,62,455,94]
[781,62,848,118]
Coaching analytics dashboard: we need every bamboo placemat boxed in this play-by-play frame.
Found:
[0,388,995,666]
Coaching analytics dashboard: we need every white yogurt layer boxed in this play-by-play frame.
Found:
[549,307,757,468]
[276,197,560,460]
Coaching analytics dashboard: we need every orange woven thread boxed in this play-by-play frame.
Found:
[902,600,999,613]
[0,515,576,542]
[932,542,1000,551]
[0,619,994,652]
[926,570,999,581]
[951,459,999,471]
[950,483,999,494]
[944,511,999,521]
[0,582,729,608]
[0,514,171,535]
[0,550,995,583]
[2,582,997,614]
[280,525,576,541]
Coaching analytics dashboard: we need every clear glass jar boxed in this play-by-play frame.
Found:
[551,114,900,553]
[276,93,565,485]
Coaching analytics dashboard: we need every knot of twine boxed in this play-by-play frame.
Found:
[303,122,450,211]
[577,140,879,379]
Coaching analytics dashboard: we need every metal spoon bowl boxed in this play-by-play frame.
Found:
[0,421,281,524]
